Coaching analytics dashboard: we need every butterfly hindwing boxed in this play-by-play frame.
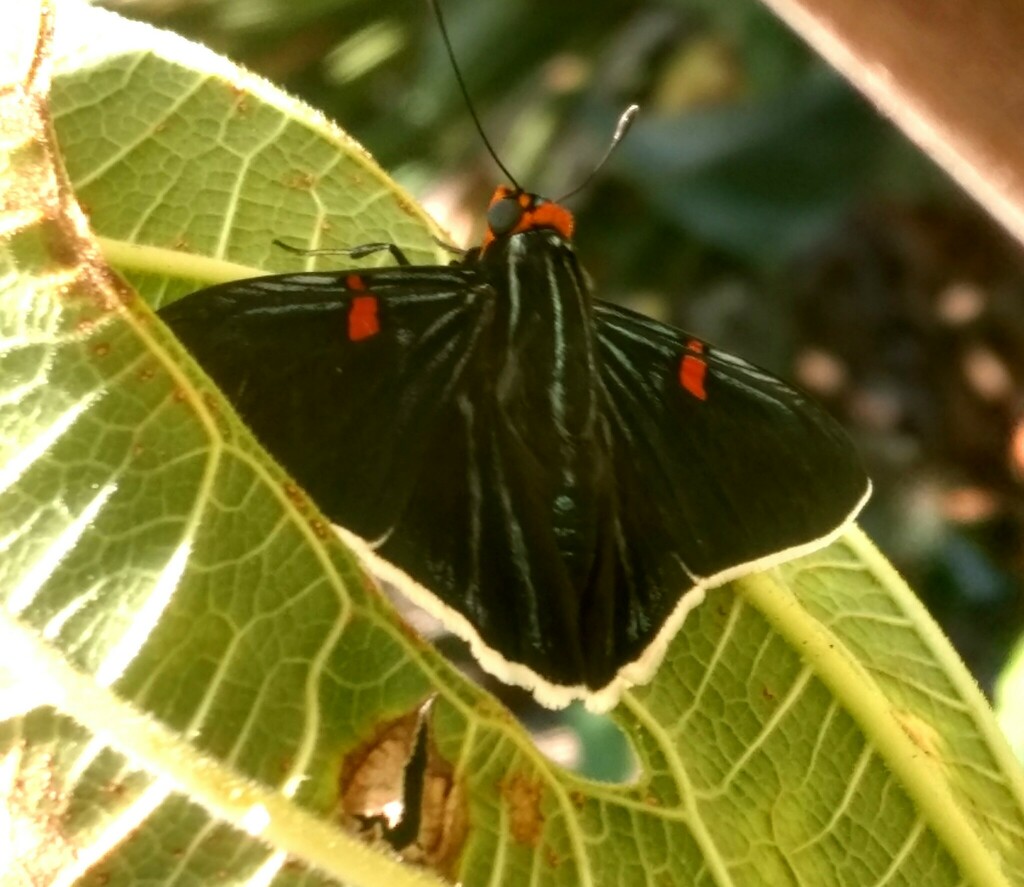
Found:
[563,300,869,692]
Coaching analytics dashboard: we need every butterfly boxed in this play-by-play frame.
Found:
[158,182,870,711]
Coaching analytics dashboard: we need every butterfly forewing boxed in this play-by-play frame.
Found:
[595,300,868,583]
[161,260,605,695]
[159,268,492,542]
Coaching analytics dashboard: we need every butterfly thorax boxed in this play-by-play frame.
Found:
[474,187,600,436]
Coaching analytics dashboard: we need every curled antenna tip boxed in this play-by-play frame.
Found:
[615,104,641,141]
[556,103,642,203]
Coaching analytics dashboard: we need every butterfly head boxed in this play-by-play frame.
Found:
[481,186,574,254]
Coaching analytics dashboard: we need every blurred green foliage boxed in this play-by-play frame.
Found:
[105,0,1023,715]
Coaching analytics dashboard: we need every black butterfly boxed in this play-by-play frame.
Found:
[158,184,870,710]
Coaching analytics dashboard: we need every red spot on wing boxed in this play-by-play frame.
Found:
[685,338,704,354]
[346,274,366,291]
[679,354,708,400]
[348,295,379,341]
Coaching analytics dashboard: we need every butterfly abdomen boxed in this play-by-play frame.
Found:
[477,230,620,618]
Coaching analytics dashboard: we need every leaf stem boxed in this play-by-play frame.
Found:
[738,541,1013,887]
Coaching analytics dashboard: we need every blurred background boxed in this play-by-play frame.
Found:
[99,0,1024,771]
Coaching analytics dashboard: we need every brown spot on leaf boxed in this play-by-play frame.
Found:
[501,771,545,847]
[893,709,945,760]
[225,83,250,114]
[396,196,418,218]
[339,706,425,822]
[283,483,306,512]
[284,172,318,191]
[39,215,82,270]
[309,517,329,539]
[4,0,139,358]
[3,744,83,885]
[92,341,110,358]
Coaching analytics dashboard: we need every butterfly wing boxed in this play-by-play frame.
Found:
[160,267,594,699]
[589,300,870,686]
[158,267,493,542]
[159,266,870,709]
[162,261,603,706]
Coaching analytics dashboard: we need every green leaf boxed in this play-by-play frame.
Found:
[996,636,1024,762]
[3,2,1023,885]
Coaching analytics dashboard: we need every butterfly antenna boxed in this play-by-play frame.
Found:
[429,0,521,190]
[556,103,639,203]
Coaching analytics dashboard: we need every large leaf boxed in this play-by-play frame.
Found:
[997,638,1024,762]
[2,2,1023,885]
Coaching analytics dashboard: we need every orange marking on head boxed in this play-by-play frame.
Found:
[481,187,575,253]
[517,202,574,240]
[346,274,366,291]
[680,354,708,400]
[348,295,379,341]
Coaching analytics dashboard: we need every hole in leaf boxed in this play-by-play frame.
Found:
[338,698,469,880]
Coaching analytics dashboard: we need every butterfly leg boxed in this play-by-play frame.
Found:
[272,239,413,265]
